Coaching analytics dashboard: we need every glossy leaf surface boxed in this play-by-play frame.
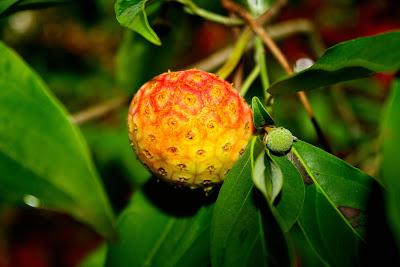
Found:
[269,32,400,95]
[0,42,115,239]
[106,189,213,267]
[79,245,107,267]
[293,141,373,212]
[253,151,304,232]
[251,96,275,130]
[292,140,376,266]
[270,153,305,232]
[381,78,400,248]
[0,0,18,15]
[211,138,290,266]
[115,0,161,45]
[298,185,361,267]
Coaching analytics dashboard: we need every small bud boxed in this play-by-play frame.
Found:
[264,127,294,155]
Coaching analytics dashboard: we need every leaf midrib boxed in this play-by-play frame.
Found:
[292,147,364,242]
[143,218,176,267]
[297,222,330,267]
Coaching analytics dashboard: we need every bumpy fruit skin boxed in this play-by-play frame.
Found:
[264,127,294,155]
[128,69,254,188]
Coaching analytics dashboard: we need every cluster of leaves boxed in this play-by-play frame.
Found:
[1,0,400,266]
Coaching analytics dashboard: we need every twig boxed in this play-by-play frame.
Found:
[256,0,288,25]
[240,65,260,96]
[231,17,245,90]
[255,36,270,101]
[221,0,292,74]
[233,61,244,90]
[295,22,363,142]
[216,0,287,79]
[72,20,320,125]
[71,96,129,125]
[298,21,363,147]
[267,18,325,57]
[216,29,252,79]
[222,0,332,152]
[188,19,318,71]
[72,16,324,126]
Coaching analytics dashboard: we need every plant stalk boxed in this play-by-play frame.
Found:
[221,0,332,152]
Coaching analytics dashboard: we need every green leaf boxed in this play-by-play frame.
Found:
[381,78,400,249]
[211,137,291,267]
[289,223,327,267]
[106,190,213,267]
[252,150,305,232]
[0,0,18,15]
[292,140,376,265]
[252,151,270,201]
[293,140,374,213]
[298,185,361,267]
[270,153,305,232]
[240,0,273,16]
[79,245,107,267]
[251,96,275,130]
[0,42,115,239]
[252,151,283,204]
[115,0,161,45]
[269,31,400,95]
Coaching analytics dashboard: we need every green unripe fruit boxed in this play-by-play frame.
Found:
[264,127,294,155]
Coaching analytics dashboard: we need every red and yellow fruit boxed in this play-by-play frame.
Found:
[128,69,254,188]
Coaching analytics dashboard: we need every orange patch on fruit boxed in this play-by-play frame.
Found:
[128,69,254,188]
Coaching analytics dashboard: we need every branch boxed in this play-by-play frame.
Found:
[233,61,244,90]
[216,29,252,79]
[221,0,332,152]
[71,96,129,125]
[221,0,292,73]
[215,0,287,79]
[239,64,260,96]
[188,19,320,71]
[72,16,325,126]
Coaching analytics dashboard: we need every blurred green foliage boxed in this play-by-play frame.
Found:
[0,0,399,266]
[0,42,115,239]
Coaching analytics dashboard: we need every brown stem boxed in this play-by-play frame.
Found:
[221,0,292,74]
[230,12,245,89]
[233,61,244,90]
[71,96,129,125]
[72,17,326,126]
[257,0,288,25]
[221,0,332,152]
[266,18,325,56]
[189,19,322,71]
